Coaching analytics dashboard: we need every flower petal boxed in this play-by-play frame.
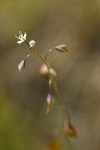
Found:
[17,40,23,44]
[23,33,27,40]
[15,31,27,44]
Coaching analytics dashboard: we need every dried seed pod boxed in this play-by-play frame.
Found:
[18,59,25,72]
[55,44,69,52]
[64,120,78,138]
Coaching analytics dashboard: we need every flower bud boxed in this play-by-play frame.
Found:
[29,40,36,48]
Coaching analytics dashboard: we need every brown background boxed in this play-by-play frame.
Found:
[0,0,100,150]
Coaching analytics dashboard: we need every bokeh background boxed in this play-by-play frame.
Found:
[0,0,100,149]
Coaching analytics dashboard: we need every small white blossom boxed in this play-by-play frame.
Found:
[18,59,25,72]
[15,31,27,44]
[29,40,36,48]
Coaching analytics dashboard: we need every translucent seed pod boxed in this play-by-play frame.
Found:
[40,64,49,79]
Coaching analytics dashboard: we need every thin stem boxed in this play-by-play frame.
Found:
[25,40,50,69]
[33,48,50,69]
[52,79,70,125]
[52,79,63,105]
[52,78,70,117]
[44,49,52,59]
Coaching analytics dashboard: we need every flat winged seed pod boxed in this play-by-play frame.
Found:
[18,59,25,72]
[55,44,69,52]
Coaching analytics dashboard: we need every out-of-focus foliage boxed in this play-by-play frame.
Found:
[0,0,100,150]
[0,93,31,150]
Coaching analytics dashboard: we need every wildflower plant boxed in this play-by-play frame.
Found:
[15,31,78,138]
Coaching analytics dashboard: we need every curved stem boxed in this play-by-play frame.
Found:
[33,48,50,69]
[52,79,70,127]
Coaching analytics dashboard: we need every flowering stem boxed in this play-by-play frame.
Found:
[25,40,70,130]
[16,31,77,140]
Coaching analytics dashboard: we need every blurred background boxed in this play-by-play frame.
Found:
[0,0,100,149]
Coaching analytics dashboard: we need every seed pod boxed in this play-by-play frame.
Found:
[55,44,69,52]
[18,59,25,72]
[64,120,78,138]
[40,64,49,79]
[40,64,57,79]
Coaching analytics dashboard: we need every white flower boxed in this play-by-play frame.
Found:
[18,59,25,72]
[29,40,36,48]
[15,31,27,44]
